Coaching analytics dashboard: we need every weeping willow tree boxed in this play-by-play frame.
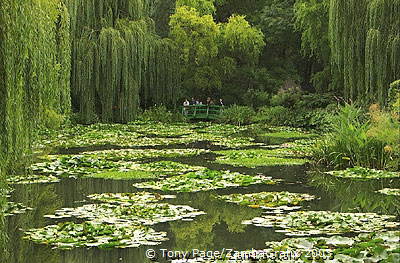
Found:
[65,0,180,123]
[0,0,71,175]
[330,0,400,104]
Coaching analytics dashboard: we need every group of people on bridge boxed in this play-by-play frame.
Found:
[183,97,224,107]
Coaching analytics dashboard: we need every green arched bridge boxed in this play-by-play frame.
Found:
[180,105,223,120]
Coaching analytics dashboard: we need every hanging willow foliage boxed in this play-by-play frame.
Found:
[0,0,71,174]
[66,0,180,123]
[330,0,400,104]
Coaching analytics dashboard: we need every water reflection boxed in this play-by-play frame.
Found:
[308,172,400,216]
[3,163,399,262]
[0,177,9,262]
[6,183,62,263]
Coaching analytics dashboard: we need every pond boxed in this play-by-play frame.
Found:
[1,123,399,263]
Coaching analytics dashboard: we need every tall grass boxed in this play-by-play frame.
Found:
[312,104,399,170]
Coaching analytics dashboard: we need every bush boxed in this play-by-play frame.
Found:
[41,108,65,129]
[254,106,292,126]
[137,105,186,123]
[312,104,399,170]
[270,88,302,108]
[220,105,255,126]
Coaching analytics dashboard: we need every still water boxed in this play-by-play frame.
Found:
[2,143,399,263]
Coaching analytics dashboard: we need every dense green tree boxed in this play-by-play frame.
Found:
[0,0,70,174]
[294,0,331,92]
[221,15,265,65]
[176,0,216,15]
[330,0,400,104]
[65,0,181,123]
[169,3,265,99]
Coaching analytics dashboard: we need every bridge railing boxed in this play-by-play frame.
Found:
[180,105,223,119]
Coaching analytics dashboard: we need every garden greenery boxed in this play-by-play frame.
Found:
[312,104,399,170]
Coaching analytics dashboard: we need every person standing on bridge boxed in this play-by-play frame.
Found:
[183,99,190,115]
[219,98,224,107]
[183,99,190,107]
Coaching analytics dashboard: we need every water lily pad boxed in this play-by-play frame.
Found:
[242,210,399,236]
[4,201,33,216]
[87,192,176,204]
[45,202,205,226]
[133,169,278,192]
[326,167,400,180]
[23,221,168,249]
[7,174,60,184]
[172,231,400,262]
[217,192,315,212]
[214,149,307,168]
[377,188,400,196]
[31,150,209,178]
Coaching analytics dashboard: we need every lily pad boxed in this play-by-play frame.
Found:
[133,169,278,193]
[171,231,400,262]
[23,221,168,249]
[242,210,400,236]
[87,192,176,204]
[31,150,208,178]
[377,188,400,196]
[44,202,205,226]
[325,167,400,180]
[4,201,33,216]
[214,149,307,168]
[7,174,60,184]
[217,191,315,212]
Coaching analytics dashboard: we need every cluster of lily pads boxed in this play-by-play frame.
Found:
[24,191,205,249]
[45,202,205,226]
[214,149,308,168]
[174,231,399,263]
[7,174,60,185]
[217,191,315,212]
[133,169,278,192]
[242,210,399,236]
[30,150,208,178]
[23,221,168,250]
[325,167,400,180]
[377,188,400,196]
[35,122,261,150]
[87,192,176,204]
[4,201,33,216]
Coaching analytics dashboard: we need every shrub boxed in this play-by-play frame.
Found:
[312,104,399,170]
[270,88,302,108]
[137,105,186,123]
[254,106,292,126]
[220,105,255,126]
[41,108,65,129]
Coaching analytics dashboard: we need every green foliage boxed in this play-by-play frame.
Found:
[169,3,265,97]
[67,0,181,123]
[170,6,220,64]
[176,0,216,15]
[253,91,335,129]
[312,104,399,170]
[220,105,255,126]
[137,105,186,123]
[294,0,330,62]
[41,108,65,130]
[221,15,265,64]
[0,0,71,174]
[330,0,400,104]
[254,106,291,126]
[294,0,331,92]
